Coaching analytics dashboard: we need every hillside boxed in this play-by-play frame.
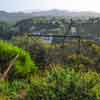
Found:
[1,9,100,22]
[0,10,100,100]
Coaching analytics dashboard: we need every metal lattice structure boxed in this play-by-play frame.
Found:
[28,19,100,69]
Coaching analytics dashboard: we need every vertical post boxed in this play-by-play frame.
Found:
[62,19,73,65]
[77,26,81,68]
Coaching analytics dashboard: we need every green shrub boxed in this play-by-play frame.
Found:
[8,80,30,100]
[0,67,100,100]
[0,80,29,100]
[0,40,37,78]
[29,67,100,100]
[0,81,9,95]
[11,35,50,69]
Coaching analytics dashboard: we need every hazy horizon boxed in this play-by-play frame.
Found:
[1,0,100,13]
[1,9,100,13]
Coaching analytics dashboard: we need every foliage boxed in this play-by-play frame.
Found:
[28,67,100,100]
[0,16,100,100]
[0,80,29,100]
[0,67,98,100]
[0,40,37,78]
[0,39,100,99]
[11,35,100,71]
[11,35,50,69]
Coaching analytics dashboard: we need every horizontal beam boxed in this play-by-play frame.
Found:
[28,34,99,39]
[28,34,80,38]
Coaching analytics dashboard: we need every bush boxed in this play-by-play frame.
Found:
[0,40,37,78]
[29,67,100,100]
[0,67,100,100]
[0,80,29,100]
[11,35,50,69]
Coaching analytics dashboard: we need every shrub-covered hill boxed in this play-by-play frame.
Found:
[11,35,100,72]
[0,39,100,100]
[0,40,37,79]
[0,67,100,100]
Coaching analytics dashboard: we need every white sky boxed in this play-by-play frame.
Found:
[0,0,100,12]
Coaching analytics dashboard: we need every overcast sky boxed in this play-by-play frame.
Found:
[0,0,100,12]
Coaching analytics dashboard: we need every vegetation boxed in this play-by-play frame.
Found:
[0,17,100,40]
[0,67,100,100]
[0,37,100,99]
[0,40,36,79]
[0,16,100,99]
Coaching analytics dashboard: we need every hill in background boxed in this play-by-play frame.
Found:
[1,9,100,22]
